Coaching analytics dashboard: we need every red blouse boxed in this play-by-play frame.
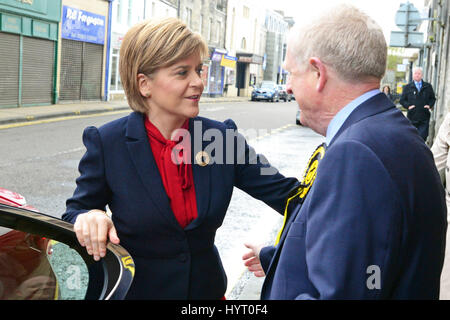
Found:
[144,117,198,229]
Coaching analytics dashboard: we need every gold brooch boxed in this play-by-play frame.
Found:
[195,151,210,167]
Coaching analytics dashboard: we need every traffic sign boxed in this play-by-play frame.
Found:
[390,2,424,48]
[395,2,422,32]
[390,30,424,48]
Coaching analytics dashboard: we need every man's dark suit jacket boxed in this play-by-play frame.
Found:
[62,112,299,299]
[400,81,436,123]
[260,93,447,299]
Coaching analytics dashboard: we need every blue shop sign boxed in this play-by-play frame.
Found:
[61,6,105,45]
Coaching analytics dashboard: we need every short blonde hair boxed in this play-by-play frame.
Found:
[119,18,208,113]
[288,4,387,82]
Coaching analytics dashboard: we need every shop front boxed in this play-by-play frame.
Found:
[59,4,106,102]
[0,0,61,108]
[203,48,237,97]
[235,52,263,97]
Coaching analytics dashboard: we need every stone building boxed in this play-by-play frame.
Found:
[108,0,178,101]
[179,0,227,97]
[424,0,450,143]
[225,0,266,97]
[263,9,292,84]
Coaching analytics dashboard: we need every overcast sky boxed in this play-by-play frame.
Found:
[261,0,428,43]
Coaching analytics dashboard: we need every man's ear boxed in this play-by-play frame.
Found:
[309,57,327,92]
[137,73,152,98]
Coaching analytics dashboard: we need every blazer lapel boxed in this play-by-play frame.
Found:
[185,117,211,230]
[125,112,181,229]
[329,92,395,147]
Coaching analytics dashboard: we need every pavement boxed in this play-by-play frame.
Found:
[0,95,250,126]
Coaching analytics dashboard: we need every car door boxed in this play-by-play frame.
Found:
[0,203,134,300]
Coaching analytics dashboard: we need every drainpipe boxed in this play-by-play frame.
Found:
[104,0,114,101]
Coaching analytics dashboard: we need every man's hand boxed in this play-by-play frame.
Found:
[408,105,416,110]
[424,105,431,109]
[243,243,265,277]
[73,209,120,261]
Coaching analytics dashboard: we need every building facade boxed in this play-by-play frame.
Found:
[263,9,290,84]
[108,0,177,101]
[179,0,228,97]
[0,0,61,108]
[225,0,266,97]
[423,0,450,144]
[58,0,110,102]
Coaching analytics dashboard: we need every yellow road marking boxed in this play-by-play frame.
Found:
[0,110,129,130]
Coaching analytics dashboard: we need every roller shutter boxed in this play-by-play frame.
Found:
[59,39,82,101]
[22,36,55,105]
[60,39,103,101]
[0,32,20,107]
[81,42,103,100]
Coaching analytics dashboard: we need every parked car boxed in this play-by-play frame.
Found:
[296,110,302,125]
[251,81,280,102]
[277,85,293,102]
[0,187,134,300]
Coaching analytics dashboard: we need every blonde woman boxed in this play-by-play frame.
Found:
[62,18,299,299]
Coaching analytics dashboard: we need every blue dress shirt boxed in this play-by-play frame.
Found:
[414,80,422,91]
[326,89,381,146]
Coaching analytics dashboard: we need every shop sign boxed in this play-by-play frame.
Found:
[61,6,105,45]
[237,54,263,65]
[2,0,46,14]
[220,55,237,69]
[1,13,21,34]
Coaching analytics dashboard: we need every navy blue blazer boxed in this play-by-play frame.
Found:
[260,93,447,299]
[62,112,299,299]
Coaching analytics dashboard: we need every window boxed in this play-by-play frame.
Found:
[127,0,133,26]
[216,20,221,43]
[199,14,203,35]
[243,6,250,19]
[184,7,192,28]
[116,0,122,23]
[110,49,122,91]
[216,0,225,12]
[241,37,247,50]
[208,18,213,41]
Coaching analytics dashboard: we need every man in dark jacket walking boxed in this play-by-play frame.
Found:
[400,67,436,140]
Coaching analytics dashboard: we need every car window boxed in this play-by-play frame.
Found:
[0,227,88,300]
[0,204,134,300]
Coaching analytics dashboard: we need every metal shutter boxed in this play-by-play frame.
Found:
[0,32,20,107]
[59,39,82,101]
[81,42,103,100]
[22,36,55,105]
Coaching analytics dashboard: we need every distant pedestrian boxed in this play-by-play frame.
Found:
[431,112,450,218]
[400,67,436,140]
[382,85,395,103]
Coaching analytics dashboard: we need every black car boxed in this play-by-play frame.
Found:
[296,110,302,125]
[251,81,280,102]
[0,189,134,300]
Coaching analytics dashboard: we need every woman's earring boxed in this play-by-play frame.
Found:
[145,93,151,98]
